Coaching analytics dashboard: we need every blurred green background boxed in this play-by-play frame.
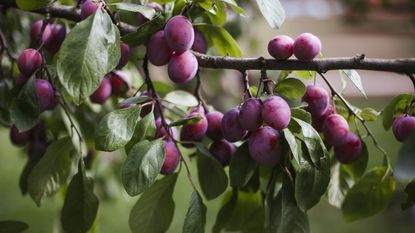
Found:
[2,0,415,232]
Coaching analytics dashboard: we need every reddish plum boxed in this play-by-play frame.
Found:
[109,70,131,97]
[147,31,172,66]
[221,108,248,142]
[10,125,31,146]
[167,51,198,83]
[322,114,349,146]
[192,29,208,54]
[268,35,294,60]
[248,126,282,167]
[302,85,330,117]
[312,104,335,132]
[392,115,415,142]
[164,15,194,53]
[293,33,322,61]
[44,24,66,55]
[262,96,291,130]
[206,111,224,141]
[209,140,236,166]
[17,49,42,77]
[180,112,208,145]
[81,0,102,20]
[30,20,52,45]
[116,42,130,69]
[90,78,112,104]
[161,140,180,175]
[334,132,362,164]
[35,79,55,112]
[239,98,263,131]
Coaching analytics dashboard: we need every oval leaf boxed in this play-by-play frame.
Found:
[95,105,142,152]
[341,167,395,222]
[183,192,207,233]
[327,162,351,209]
[196,144,228,200]
[129,174,177,233]
[27,137,74,206]
[169,115,203,127]
[256,0,285,29]
[110,3,157,19]
[16,0,51,10]
[164,90,198,107]
[274,78,306,99]
[57,10,120,105]
[61,161,99,233]
[122,139,165,196]
[194,24,242,57]
[0,220,28,233]
[341,70,367,98]
[229,142,257,188]
[125,112,156,154]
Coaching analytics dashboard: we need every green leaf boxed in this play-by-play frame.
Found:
[152,81,174,97]
[293,70,316,80]
[275,78,306,99]
[196,144,228,200]
[10,77,40,132]
[396,131,415,180]
[295,158,330,211]
[16,0,51,10]
[169,115,203,127]
[129,174,177,233]
[61,160,99,233]
[277,175,309,233]
[256,0,285,29]
[342,167,395,222]
[342,141,369,179]
[122,96,152,105]
[122,139,165,196]
[183,192,207,233]
[341,70,367,98]
[358,107,379,122]
[291,108,312,124]
[0,220,28,233]
[220,0,247,16]
[402,180,415,210]
[109,3,157,19]
[282,128,300,164]
[27,137,74,206]
[95,105,142,152]
[291,117,328,167]
[19,146,44,195]
[382,94,413,130]
[125,112,156,154]
[194,24,242,57]
[164,90,198,107]
[327,162,351,208]
[57,10,120,105]
[212,190,238,233]
[229,142,257,188]
[122,15,166,47]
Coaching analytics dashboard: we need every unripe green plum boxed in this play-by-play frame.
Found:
[161,140,180,175]
[392,115,415,142]
[248,126,282,167]
[221,108,248,142]
[268,35,294,60]
[302,85,330,117]
[206,111,224,141]
[209,139,236,166]
[17,49,42,77]
[293,33,322,61]
[334,132,362,164]
[262,96,291,130]
[147,31,172,66]
[322,114,349,146]
[167,51,198,83]
[164,15,194,53]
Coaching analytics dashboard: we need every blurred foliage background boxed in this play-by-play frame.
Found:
[1,0,415,232]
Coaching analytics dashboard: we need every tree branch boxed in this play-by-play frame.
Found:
[3,2,415,74]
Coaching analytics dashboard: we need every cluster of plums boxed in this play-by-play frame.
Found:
[303,85,363,164]
[268,32,321,61]
[392,114,415,142]
[9,123,50,158]
[147,15,207,83]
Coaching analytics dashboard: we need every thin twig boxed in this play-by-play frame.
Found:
[194,71,208,113]
[240,70,252,98]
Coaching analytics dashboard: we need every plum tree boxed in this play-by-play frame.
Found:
[248,126,282,167]
[267,35,294,60]
[322,114,350,146]
[206,111,224,141]
[262,96,291,130]
[239,98,263,131]
[293,32,322,61]
[147,31,172,66]
[35,79,55,112]
[302,85,330,117]
[17,49,42,77]
[221,108,248,142]
[116,42,130,69]
[10,125,31,146]
[80,0,102,20]
[167,51,198,83]
[192,29,208,54]
[89,78,112,104]
[161,140,180,175]
[392,115,415,142]
[334,132,363,164]
[164,15,195,53]
[209,139,236,166]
